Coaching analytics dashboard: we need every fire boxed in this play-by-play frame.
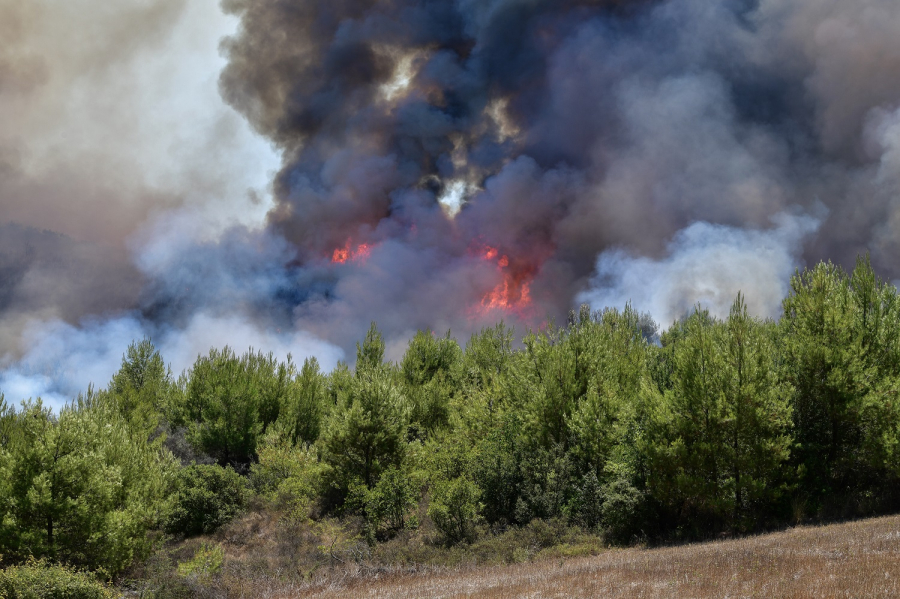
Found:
[473,244,535,316]
[331,240,373,264]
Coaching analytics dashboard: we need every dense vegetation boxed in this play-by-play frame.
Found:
[2,257,900,593]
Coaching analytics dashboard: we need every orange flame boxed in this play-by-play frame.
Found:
[331,240,373,264]
[473,244,535,316]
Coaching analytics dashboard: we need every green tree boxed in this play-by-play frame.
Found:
[164,464,246,536]
[453,324,515,435]
[172,347,292,466]
[356,322,386,373]
[106,338,173,439]
[320,368,407,499]
[564,305,651,475]
[365,465,418,534]
[718,295,793,529]
[400,331,461,436]
[0,398,175,575]
[648,299,793,533]
[648,308,729,531]
[278,357,327,445]
[428,475,482,545]
[782,257,900,515]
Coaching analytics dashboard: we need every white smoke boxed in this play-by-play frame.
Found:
[0,313,343,412]
[578,212,822,327]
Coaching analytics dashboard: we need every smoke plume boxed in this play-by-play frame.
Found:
[6,0,900,408]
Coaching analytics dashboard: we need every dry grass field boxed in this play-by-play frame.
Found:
[268,515,900,598]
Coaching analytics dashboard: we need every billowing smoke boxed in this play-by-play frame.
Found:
[578,211,821,327]
[5,0,900,409]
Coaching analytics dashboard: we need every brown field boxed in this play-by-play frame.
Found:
[264,515,900,598]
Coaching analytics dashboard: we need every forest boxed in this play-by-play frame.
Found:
[3,256,900,595]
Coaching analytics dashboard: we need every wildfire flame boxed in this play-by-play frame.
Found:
[331,240,373,264]
[473,244,534,315]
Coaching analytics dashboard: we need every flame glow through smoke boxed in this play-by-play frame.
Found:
[472,244,536,316]
[331,241,374,265]
[5,0,900,409]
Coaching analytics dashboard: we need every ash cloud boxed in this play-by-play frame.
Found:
[214,0,900,345]
[7,0,900,406]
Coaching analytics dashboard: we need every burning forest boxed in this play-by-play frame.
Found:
[7,3,900,596]
[3,0,900,405]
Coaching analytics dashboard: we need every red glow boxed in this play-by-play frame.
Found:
[331,240,373,264]
[472,244,535,316]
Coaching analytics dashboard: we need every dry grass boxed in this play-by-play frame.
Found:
[276,515,900,598]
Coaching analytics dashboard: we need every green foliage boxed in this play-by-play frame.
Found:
[401,331,461,436]
[453,324,515,435]
[428,476,482,545]
[0,560,117,599]
[782,257,900,515]
[175,543,224,580]
[249,427,322,518]
[647,298,793,532]
[321,367,408,499]
[171,347,292,466]
[472,415,525,526]
[7,255,900,578]
[364,466,419,535]
[356,322,386,373]
[277,357,327,446]
[599,475,648,543]
[163,465,246,537]
[569,471,603,531]
[0,399,175,576]
[106,339,172,439]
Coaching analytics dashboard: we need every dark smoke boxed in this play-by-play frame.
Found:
[6,0,900,407]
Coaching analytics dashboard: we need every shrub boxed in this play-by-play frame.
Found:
[164,465,246,536]
[570,471,604,531]
[249,428,322,520]
[365,466,418,535]
[428,476,482,545]
[0,560,117,599]
[600,476,648,544]
[176,543,224,580]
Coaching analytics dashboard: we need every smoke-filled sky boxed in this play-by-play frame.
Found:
[4,0,900,409]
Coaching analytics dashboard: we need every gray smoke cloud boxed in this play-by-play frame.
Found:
[6,0,900,409]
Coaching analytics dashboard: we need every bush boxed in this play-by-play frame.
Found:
[164,465,246,536]
[365,466,418,536]
[428,476,482,545]
[0,560,117,599]
[600,477,648,544]
[176,543,224,580]
[570,471,604,531]
[249,428,322,520]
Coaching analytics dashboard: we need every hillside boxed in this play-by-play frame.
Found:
[275,515,900,598]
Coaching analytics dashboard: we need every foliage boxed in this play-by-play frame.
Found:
[106,339,173,440]
[0,398,175,576]
[176,543,224,580]
[428,475,482,545]
[6,255,900,591]
[320,366,407,499]
[781,257,900,516]
[249,427,322,519]
[401,331,461,437]
[0,560,117,599]
[170,347,292,466]
[277,357,327,446]
[364,465,419,536]
[163,465,246,537]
